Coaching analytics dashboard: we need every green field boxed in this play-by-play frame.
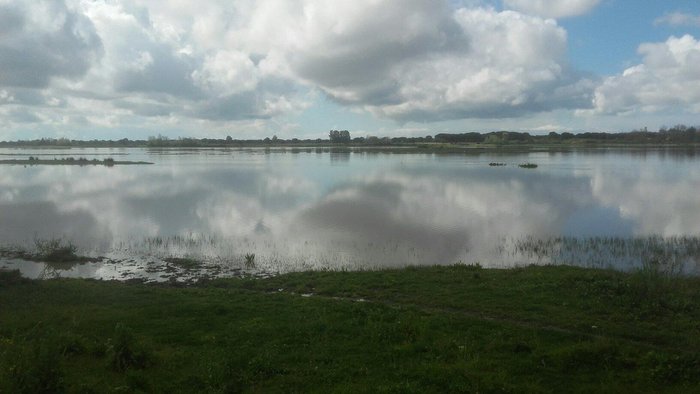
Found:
[1,265,699,393]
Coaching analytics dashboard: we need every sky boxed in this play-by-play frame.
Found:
[0,0,699,140]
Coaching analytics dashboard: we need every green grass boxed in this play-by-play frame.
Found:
[1,265,699,393]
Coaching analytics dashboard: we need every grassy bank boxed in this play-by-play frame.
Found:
[1,265,699,393]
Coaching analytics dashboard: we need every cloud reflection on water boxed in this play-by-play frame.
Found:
[1,149,699,275]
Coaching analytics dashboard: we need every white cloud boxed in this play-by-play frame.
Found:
[590,35,700,115]
[0,0,596,135]
[251,2,592,121]
[66,0,304,121]
[503,0,601,19]
[361,8,594,121]
[192,51,259,96]
[654,12,700,28]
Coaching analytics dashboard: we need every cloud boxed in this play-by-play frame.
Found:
[79,1,198,98]
[590,35,700,115]
[654,12,700,28]
[192,51,259,96]
[274,3,593,121]
[0,0,102,88]
[503,0,601,19]
[0,0,596,134]
[63,0,304,121]
[281,1,461,104]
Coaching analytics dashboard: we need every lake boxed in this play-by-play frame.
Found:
[1,146,699,281]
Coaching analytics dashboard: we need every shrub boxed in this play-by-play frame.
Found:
[34,239,79,263]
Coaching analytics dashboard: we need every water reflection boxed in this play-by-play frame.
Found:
[1,147,700,279]
[329,150,351,163]
[0,202,111,249]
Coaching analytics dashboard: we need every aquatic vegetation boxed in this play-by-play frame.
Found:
[0,157,152,166]
[0,240,97,281]
[34,239,80,263]
[163,257,202,270]
[507,235,700,274]
[5,232,700,285]
[244,253,256,269]
[141,234,219,250]
[0,246,33,261]
[518,163,538,169]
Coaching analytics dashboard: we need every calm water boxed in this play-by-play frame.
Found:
[1,147,700,281]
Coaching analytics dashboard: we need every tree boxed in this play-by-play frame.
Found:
[329,130,351,143]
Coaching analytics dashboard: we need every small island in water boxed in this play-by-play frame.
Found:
[0,156,154,166]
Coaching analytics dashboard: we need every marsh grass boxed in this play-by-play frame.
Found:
[509,236,700,272]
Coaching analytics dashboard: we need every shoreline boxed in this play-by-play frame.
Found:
[2,142,700,152]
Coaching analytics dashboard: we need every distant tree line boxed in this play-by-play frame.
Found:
[1,125,699,147]
[433,125,700,144]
